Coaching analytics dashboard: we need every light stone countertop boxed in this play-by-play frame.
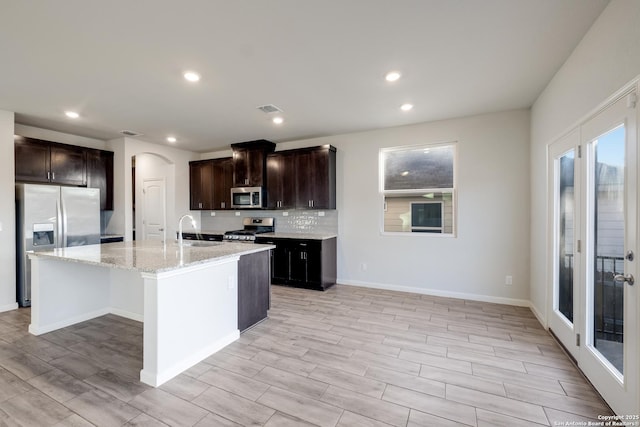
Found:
[257,232,337,240]
[28,240,274,274]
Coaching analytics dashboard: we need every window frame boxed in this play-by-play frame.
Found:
[379,141,457,237]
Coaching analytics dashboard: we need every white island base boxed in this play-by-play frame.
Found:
[29,250,241,387]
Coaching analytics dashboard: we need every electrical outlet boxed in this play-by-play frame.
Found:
[282,212,289,217]
[505,275,513,286]
[227,276,235,289]
[210,212,215,216]
[361,263,368,271]
[318,211,325,217]
[235,212,241,216]
[0,221,3,232]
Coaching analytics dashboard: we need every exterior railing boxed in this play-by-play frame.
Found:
[560,254,624,342]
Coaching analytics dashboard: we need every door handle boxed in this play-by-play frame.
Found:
[614,274,634,286]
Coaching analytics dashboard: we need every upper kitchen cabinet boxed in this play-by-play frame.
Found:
[212,157,233,210]
[15,136,86,186]
[231,140,276,187]
[295,145,336,209]
[86,149,114,210]
[15,136,114,209]
[189,160,214,210]
[266,151,296,209]
[267,145,336,210]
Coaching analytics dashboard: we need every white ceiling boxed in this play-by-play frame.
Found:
[0,0,608,153]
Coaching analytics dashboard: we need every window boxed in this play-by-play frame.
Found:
[380,142,456,235]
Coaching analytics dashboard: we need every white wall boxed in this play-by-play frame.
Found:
[107,137,199,241]
[236,109,530,304]
[530,0,640,323]
[0,110,17,312]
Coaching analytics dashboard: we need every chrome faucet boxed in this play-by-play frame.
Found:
[178,214,197,247]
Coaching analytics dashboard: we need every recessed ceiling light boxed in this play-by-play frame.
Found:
[400,103,414,112]
[65,111,79,119]
[166,136,177,143]
[385,71,401,82]
[183,71,200,82]
[272,117,284,125]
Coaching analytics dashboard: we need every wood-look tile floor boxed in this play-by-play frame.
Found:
[0,285,613,426]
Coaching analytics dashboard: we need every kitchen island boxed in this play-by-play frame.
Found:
[27,240,274,387]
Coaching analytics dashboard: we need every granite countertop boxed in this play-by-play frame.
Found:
[29,240,274,274]
[257,232,337,240]
[181,230,227,236]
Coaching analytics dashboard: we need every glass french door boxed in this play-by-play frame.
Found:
[550,92,638,416]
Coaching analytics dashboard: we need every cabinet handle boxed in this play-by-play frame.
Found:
[199,202,202,209]
[47,172,50,180]
[245,178,249,185]
[308,200,312,208]
[221,202,225,209]
[52,172,55,180]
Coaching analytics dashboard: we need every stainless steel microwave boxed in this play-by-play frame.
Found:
[230,187,263,209]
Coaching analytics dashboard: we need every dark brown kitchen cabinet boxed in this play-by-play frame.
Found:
[237,250,271,332]
[266,152,296,209]
[295,146,336,209]
[189,160,214,210]
[212,157,233,210]
[14,136,86,186]
[231,140,275,187]
[254,236,336,291]
[86,149,114,210]
[266,145,336,210]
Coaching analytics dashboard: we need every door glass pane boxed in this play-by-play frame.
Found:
[558,151,575,323]
[593,125,625,374]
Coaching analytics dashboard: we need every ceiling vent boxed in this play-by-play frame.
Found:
[256,104,283,114]
[120,130,142,137]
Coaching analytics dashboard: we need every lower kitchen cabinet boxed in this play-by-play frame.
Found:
[255,236,336,291]
[238,250,271,331]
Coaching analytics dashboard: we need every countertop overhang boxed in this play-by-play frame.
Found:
[28,240,275,274]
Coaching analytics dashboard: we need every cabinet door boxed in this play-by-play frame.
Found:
[86,149,114,210]
[189,160,214,210]
[266,154,282,209]
[266,153,296,209]
[232,148,249,186]
[290,241,322,285]
[14,137,50,183]
[247,149,266,187]
[212,157,233,209]
[295,148,336,209]
[50,144,86,186]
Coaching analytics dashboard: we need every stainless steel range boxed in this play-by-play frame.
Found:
[223,217,275,242]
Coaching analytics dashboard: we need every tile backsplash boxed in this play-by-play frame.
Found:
[199,210,338,235]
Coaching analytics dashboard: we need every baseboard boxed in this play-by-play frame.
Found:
[0,302,19,313]
[338,280,531,307]
[528,302,547,329]
[140,330,240,387]
[109,307,144,322]
[28,307,110,336]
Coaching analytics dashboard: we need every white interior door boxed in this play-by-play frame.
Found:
[550,91,639,416]
[579,93,638,416]
[142,178,166,241]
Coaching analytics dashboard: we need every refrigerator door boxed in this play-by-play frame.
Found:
[60,187,100,247]
[15,184,60,306]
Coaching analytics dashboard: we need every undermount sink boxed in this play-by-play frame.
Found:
[179,241,222,248]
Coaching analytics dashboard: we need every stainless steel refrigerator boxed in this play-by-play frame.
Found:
[16,184,100,307]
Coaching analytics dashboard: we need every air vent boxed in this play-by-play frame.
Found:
[120,130,142,137]
[256,104,283,114]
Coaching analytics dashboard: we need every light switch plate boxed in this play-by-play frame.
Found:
[235,212,241,216]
